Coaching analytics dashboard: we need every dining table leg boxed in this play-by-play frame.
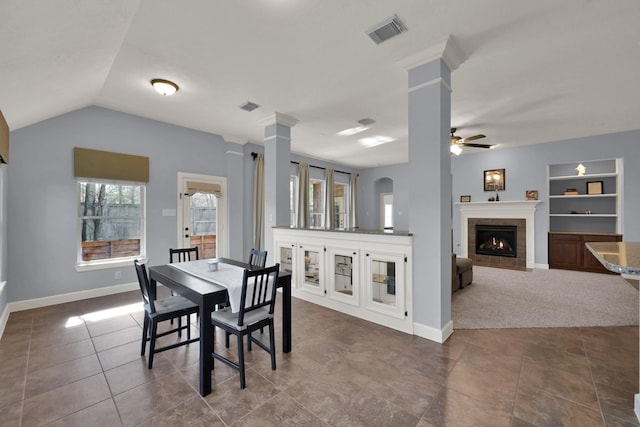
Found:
[281,275,292,353]
[199,298,214,396]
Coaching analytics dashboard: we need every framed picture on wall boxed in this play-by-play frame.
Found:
[525,190,538,200]
[460,195,471,203]
[484,169,505,191]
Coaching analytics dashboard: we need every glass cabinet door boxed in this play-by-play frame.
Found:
[297,243,325,295]
[364,252,405,318]
[328,248,359,306]
[275,241,296,287]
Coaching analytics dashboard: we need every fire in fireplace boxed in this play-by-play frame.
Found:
[475,225,517,258]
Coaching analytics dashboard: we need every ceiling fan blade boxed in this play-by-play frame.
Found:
[461,142,493,149]
[460,134,486,143]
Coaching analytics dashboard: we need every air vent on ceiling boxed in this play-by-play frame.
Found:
[240,101,260,112]
[366,15,407,45]
[358,117,376,126]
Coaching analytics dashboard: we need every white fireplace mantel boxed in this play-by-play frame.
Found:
[458,200,542,269]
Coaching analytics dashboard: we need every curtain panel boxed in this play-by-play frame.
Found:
[297,163,309,228]
[252,153,264,250]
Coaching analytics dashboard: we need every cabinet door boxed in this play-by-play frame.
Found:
[364,252,405,318]
[328,248,360,306]
[297,243,325,295]
[275,241,296,285]
[548,233,582,270]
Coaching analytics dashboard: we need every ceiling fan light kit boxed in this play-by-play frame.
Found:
[450,127,493,154]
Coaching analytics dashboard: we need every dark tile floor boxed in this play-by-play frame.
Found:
[0,289,638,426]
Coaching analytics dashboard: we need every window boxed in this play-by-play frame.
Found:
[290,176,298,226]
[334,182,348,228]
[309,179,325,227]
[78,180,145,266]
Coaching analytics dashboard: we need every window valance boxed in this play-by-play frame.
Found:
[186,181,222,197]
[74,147,149,182]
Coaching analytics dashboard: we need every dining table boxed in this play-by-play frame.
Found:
[147,257,292,396]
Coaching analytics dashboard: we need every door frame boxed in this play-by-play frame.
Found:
[176,172,229,257]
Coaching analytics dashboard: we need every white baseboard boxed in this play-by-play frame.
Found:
[413,319,453,343]
[635,394,640,423]
[6,282,138,313]
[535,263,550,270]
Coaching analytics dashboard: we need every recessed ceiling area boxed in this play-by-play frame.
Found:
[1,1,639,168]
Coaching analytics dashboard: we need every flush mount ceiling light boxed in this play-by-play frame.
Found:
[150,79,179,96]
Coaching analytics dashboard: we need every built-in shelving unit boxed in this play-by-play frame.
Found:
[547,158,623,273]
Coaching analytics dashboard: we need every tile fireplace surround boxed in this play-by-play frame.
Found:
[458,201,542,270]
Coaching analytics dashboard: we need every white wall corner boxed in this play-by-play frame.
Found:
[635,393,640,423]
[413,320,454,343]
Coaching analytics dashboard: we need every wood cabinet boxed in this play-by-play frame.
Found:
[548,232,622,274]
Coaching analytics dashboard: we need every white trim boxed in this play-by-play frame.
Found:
[75,257,148,272]
[408,77,452,93]
[177,172,229,258]
[0,303,9,341]
[398,35,465,71]
[7,282,138,313]
[635,394,640,423]
[264,134,292,143]
[458,201,541,269]
[414,320,453,343]
[258,112,298,128]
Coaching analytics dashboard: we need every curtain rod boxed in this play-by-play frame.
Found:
[251,152,356,176]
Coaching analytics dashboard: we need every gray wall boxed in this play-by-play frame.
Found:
[7,106,237,302]
[357,129,640,266]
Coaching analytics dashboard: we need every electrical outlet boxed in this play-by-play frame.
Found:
[115,271,121,280]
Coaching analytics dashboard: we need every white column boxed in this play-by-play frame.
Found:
[260,113,297,265]
[399,36,465,343]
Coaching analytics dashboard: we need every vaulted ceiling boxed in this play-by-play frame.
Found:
[2,1,639,167]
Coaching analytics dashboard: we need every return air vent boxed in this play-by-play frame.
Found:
[239,101,260,112]
[366,15,407,45]
[358,117,375,126]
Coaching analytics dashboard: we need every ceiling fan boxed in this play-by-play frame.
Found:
[450,128,493,155]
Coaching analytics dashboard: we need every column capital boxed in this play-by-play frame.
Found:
[258,112,298,128]
[398,35,466,72]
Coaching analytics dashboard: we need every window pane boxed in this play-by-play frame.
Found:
[309,179,324,227]
[79,181,144,262]
[334,183,346,228]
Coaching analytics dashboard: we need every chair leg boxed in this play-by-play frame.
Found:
[268,321,276,371]
[225,331,230,348]
[177,316,182,338]
[186,314,191,340]
[141,314,149,356]
[247,332,252,351]
[238,334,246,389]
[148,320,158,369]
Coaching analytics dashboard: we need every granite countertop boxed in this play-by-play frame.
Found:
[272,226,412,237]
[585,242,640,275]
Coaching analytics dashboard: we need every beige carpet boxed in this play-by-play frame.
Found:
[452,266,639,329]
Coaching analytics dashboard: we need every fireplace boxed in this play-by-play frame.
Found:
[475,225,517,258]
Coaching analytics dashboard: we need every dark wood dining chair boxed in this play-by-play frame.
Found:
[169,247,199,263]
[134,260,200,369]
[210,264,280,389]
[248,248,267,268]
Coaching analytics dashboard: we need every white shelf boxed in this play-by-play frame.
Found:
[550,214,617,218]
[549,194,618,199]
[549,172,617,181]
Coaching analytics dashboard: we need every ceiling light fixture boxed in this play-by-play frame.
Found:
[359,135,395,147]
[150,79,179,96]
[450,144,462,155]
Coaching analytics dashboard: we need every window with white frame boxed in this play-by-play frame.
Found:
[78,180,145,265]
[333,182,348,228]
